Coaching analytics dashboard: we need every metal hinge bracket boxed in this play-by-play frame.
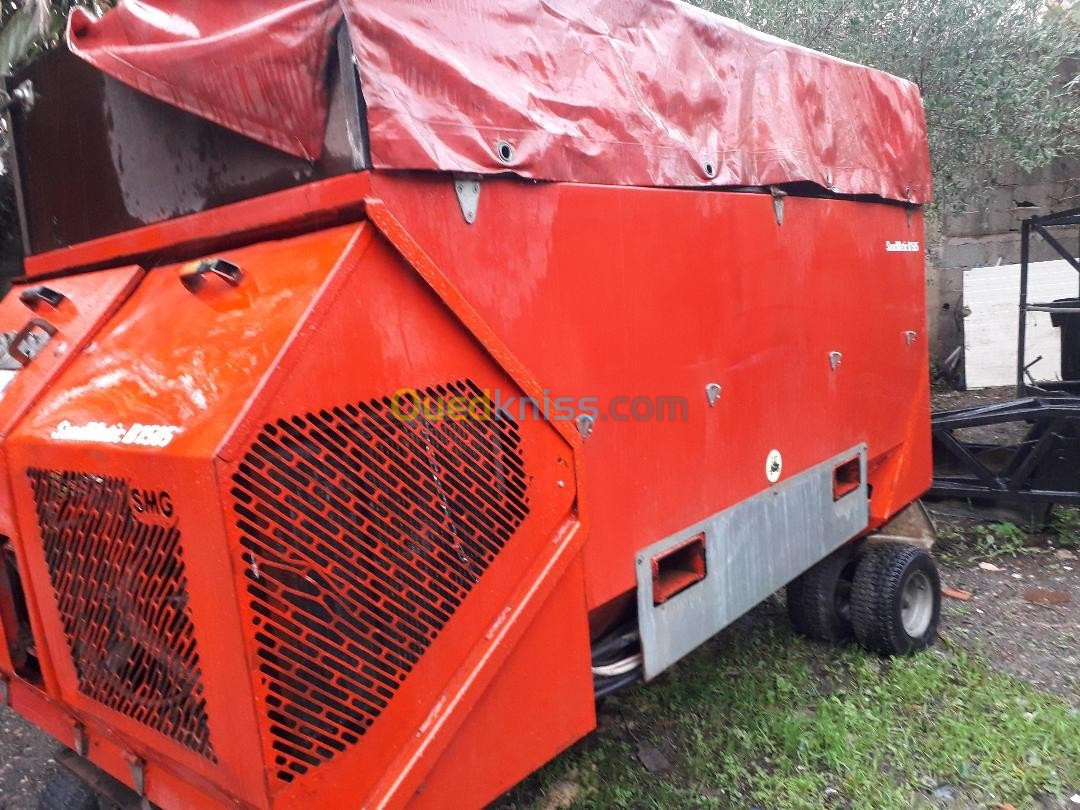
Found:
[454,174,481,224]
[770,186,787,225]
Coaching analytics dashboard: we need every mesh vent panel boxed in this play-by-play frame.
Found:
[26,469,215,759]
[231,379,529,782]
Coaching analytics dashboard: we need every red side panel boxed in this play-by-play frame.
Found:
[0,267,143,538]
[0,267,141,682]
[368,175,933,611]
[407,554,594,810]
[211,214,586,809]
[6,225,363,808]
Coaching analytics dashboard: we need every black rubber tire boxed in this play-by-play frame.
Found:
[851,543,941,656]
[38,768,100,810]
[786,543,859,642]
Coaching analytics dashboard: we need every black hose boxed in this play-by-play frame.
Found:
[593,667,642,699]
[590,622,639,664]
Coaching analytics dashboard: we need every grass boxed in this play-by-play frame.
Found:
[501,618,1080,810]
[972,521,1028,558]
[1049,506,1080,549]
[932,505,1080,562]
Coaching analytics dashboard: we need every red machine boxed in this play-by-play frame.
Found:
[0,2,937,807]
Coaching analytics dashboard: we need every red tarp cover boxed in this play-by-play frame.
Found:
[68,0,932,203]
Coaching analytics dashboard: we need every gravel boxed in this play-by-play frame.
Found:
[938,550,1078,703]
[0,707,58,810]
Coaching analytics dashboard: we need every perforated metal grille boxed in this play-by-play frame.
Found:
[26,469,215,759]
[231,379,530,782]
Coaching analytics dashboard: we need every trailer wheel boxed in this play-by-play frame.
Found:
[38,767,100,810]
[851,543,940,655]
[786,543,858,642]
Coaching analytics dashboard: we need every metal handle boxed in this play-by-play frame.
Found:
[6,318,56,368]
[180,258,244,291]
[18,285,66,310]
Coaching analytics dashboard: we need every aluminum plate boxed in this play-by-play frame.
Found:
[636,444,869,679]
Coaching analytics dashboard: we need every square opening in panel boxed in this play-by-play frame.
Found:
[651,533,706,605]
[833,456,862,501]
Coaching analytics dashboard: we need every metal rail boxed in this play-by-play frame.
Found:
[930,396,1080,505]
[1016,207,1080,395]
[931,208,1080,509]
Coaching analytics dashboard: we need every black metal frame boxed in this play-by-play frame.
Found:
[930,397,1080,505]
[1016,206,1080,395]
[931,210,1080,507]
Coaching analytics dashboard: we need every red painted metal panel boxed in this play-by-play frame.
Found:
[67,0,930,202]
[211,223,585,807]
[7,225,364,808]
[1,173,933,806]
[0,267,143,538]
[6,212,594,807]
[20,172,373,281]
[406,553,594,810]
[6,677,242,809]
[367,174,933,612]
[0,267,142,690]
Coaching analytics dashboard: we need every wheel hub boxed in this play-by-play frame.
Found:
[900,570,933,637]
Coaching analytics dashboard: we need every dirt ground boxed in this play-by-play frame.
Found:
[932,384,1031,445]
[931,385,1017,412]
[0,386,1074,807]
[936,547,1078,701]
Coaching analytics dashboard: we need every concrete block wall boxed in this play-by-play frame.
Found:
[927,154,1080,369]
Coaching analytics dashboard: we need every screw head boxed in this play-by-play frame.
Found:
[575,413,595,440]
